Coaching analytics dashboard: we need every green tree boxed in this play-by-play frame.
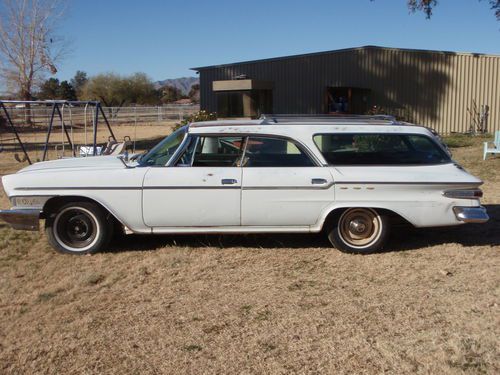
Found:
[70,70,88,99]
[38,78,76,100]
[58,80,76,100]
[188,84,200,103]
[159,85,183,103]
[38,78,61,100]
[81,73,127,107]
[124,72,158,104]
[81,72,158,115]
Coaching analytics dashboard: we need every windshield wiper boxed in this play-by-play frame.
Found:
[130,150,148,163]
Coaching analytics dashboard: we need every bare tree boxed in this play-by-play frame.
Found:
[0,0,69,100]
[407,0,500,20]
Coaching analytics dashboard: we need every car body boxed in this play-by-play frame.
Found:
[0,115,489,254]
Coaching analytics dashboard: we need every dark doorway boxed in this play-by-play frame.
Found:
[326,87,370,114]
[217,90,272,118]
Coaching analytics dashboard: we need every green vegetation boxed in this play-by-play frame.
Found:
[174,110,217,130]
[37,78,77,101]
[81,72,158,108]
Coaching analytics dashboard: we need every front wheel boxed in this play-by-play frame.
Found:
[45,202,113,255]
[327,208,389,254]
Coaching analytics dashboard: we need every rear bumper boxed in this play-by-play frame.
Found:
[453,206,489,223]
[0,209,40,231]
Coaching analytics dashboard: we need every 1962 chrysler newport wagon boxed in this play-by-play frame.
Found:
[0,115,489,254]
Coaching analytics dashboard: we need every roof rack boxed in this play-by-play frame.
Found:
[259,114,398,124]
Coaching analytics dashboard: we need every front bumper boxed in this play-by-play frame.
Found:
[453,206,489,223]
[0,209,40,231]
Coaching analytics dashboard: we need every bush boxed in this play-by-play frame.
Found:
[366,105,413,123]
[174,110,217,130]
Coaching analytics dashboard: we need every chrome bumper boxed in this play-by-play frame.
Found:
[0,209,40,231]
[453,206,489,223]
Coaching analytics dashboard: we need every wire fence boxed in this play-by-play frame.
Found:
[1,104,200,128]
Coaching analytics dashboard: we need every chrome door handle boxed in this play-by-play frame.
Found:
[221,178,238,185]
[311,178,328,185]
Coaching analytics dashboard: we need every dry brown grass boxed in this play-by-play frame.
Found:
[0,131,499,374]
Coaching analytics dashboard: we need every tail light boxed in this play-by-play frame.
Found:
[443,189,483,199]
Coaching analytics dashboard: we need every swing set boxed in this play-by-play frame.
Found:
[0,100,130,165]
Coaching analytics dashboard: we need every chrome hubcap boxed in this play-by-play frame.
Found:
[349,219,367,234]
[338,208,382,248]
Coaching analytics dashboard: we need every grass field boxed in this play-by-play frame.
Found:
[0,129,499,374]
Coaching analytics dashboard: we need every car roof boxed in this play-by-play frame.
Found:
[188,116,433,137]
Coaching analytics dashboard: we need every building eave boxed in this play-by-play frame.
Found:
[191,45,500,71]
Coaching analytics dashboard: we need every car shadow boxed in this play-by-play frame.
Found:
[384,204,500,252]
[107,204,500,254]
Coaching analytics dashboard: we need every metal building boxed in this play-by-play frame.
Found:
[192,46,500,134]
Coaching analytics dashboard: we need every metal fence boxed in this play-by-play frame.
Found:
[2,104,200,127]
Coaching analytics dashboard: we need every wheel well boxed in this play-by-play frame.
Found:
[321,207,411,231]
[42,196,122,228]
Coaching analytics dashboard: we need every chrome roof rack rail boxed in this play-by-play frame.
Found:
[259,114,398,124]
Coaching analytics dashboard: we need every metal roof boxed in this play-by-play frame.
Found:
[191,45,500,71]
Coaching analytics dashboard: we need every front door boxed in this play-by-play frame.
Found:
[241,136,335,226]
[142,135,245,227]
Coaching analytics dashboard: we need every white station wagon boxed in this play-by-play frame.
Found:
[0,115,489,255]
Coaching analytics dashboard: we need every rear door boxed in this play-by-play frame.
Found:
[241,136,334,226]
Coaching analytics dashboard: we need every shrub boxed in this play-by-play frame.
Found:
[174,110,217,130]
[366,105,414,123]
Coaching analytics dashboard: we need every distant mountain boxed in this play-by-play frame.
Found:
[155,77,199,95]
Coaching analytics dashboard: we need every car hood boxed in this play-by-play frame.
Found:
[17,156,134,173]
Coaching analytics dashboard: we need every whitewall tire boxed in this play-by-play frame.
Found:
[45,202,113,255]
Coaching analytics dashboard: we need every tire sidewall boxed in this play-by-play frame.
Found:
[45,202,112,255]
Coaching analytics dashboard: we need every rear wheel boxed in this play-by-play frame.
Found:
[45,202,113,255]
[327,208,389,254]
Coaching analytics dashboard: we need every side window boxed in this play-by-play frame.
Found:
[313,133,451,165]
[177,136,245,167]
[243,137,315,167]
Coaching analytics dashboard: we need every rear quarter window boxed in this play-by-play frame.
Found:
[313,133,451,165]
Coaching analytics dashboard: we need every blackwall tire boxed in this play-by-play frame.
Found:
[45,202,113,255]
[327,208,389,254]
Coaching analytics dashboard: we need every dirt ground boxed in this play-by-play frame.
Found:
[0,130,498,374]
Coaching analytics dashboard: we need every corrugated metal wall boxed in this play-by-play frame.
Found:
[197,47,500,134]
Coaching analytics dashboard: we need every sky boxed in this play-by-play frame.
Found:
[54,0,500,82]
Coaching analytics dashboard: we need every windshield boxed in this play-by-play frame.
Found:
[139,126,187,166]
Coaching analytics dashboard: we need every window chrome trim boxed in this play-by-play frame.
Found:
[165,131,191,167]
